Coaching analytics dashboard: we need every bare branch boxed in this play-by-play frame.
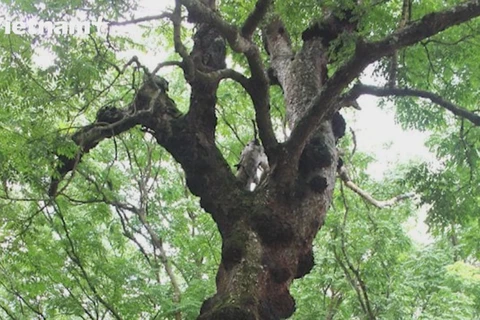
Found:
[339,166,413,209]
[0,280,46,320]
[216,102,247,148]
[107,13,171,26]
[333,191,372,318]
[241,0,273,38]
[81,139,183,320]
[214,68,251,90]
[287,0,480,159]
[151,60,184,75]
[347,84,480,126]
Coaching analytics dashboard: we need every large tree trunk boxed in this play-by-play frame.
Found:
[196,13,338,320]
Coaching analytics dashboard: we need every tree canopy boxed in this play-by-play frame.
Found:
[0,0,479,319]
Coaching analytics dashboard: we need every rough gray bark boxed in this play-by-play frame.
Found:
[49,1,480,319]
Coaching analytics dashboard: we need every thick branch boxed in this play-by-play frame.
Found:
[241,0,273,38]
[263,18,294,89]
[347,84,480,126]
[247,53,279,156]
[51,72,242,234]
[287,0,480,160]
[48,76,181,197]
[48,114,142,197]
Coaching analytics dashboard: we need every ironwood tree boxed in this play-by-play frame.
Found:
[2,0,480,319]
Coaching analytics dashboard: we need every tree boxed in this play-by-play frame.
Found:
[1,0,479,319]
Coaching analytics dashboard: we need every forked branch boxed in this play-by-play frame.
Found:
[179,0,278,155]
